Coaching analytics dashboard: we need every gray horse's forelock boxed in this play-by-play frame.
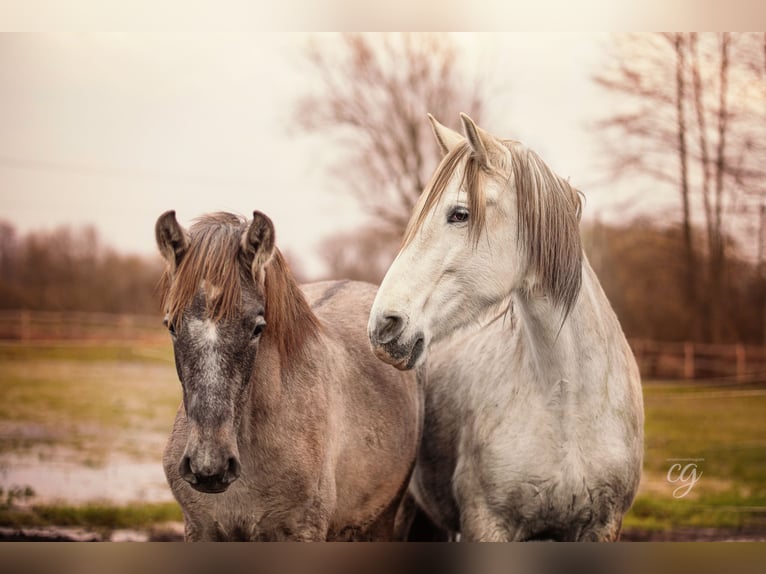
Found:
[506,142,583,317]
[404,140,584,318]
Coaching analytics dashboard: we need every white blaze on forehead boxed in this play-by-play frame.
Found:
[185,318,225,415]
[204,320,218,343]
[197,280,221,343]
[188,318,219,344]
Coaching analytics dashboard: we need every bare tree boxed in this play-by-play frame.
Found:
[689,33,714,258]
[317,226,404,285]
[594,33,766,343]
[672,33,697,332]
[583,217,765,344]
[708,33,731,342]
[0,221,163,314]
[297,33,488,280]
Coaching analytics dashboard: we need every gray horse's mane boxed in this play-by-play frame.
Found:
[403,141,584,316]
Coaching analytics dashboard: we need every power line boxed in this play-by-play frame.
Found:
[0,155,259,190]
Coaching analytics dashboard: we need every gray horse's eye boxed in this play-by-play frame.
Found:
[447,207,469,224]
[251,317,266,340]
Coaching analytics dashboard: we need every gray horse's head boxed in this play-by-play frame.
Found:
[155,210,275,494]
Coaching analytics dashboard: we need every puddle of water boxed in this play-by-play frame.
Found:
[0,452,174,504]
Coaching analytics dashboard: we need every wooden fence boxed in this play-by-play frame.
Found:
[630,339,766,382]
[0,310,165,343]
[0,310,764,381]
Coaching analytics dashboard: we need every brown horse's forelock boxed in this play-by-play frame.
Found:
[402,140,584,316]
[160,213,245,325]
[160,212,320,358]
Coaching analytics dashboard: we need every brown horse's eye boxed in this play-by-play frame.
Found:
[163,316,176,336]
[251,317,266,340]
[447,207,469,224]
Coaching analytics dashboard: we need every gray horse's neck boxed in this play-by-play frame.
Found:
[513,256,613,384]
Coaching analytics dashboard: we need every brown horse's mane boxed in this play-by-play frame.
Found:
[159,212,320,358]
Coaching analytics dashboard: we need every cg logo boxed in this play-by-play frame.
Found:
[666,458,704,498]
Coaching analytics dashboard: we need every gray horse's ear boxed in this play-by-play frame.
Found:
[460,113,495,169]
[241,211,276,283]
[155,210,189,272]
[428,113,463,156]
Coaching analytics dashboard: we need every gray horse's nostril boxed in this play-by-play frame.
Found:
[375,314,405,344]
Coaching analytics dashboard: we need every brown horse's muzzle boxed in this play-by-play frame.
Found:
[180,427,241,493]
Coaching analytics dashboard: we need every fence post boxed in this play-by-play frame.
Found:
[19,310,31,341]
[684,342,694,379]
[736,344,746,382]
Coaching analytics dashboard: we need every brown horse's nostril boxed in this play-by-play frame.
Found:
[375,314,405,345]
[179,455,197,484]
[180,450,241,491]
[225,456,241,483]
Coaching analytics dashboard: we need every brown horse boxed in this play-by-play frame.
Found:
[155,210,421,541]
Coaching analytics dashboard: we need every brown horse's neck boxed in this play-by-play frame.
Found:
[240,306,321,447]
[263,250,322,366]
[237,250,322,445]
[245,334,284,423]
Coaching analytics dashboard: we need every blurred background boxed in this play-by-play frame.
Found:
[0,32,764,541]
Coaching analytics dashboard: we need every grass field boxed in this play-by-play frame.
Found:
[0,342,180,464]
[0,340,764,540]
[624,380,766,538]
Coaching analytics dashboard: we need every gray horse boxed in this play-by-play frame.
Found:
[156,210,421,541]
[369,114,644,541]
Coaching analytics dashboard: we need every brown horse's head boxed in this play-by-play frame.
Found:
[155,210,278,494]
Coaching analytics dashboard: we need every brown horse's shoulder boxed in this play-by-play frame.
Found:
[300,279,414,387]
[302,280,378,320]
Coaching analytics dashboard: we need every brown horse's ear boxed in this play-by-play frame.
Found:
[428,113,463,156]
[460,113,496,169]
[155,210,189,272]
[241,211,276,283]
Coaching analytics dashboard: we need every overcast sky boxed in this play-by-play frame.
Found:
[0,33,669,278]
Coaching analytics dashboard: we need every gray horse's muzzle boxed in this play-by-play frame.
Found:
[368,312,425,371]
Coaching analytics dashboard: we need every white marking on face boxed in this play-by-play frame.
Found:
[187,318,221,373]
[186,318,226,415]
[204,320,218,343]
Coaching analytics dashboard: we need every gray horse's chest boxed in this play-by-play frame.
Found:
[493,472,598,539]
[462,402,626,539]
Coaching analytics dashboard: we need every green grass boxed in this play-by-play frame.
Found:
[626,493,766,532]
[0,342,181,463]
[0,501,182,531]
[622,380,766,535]
[0,342,185,534]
